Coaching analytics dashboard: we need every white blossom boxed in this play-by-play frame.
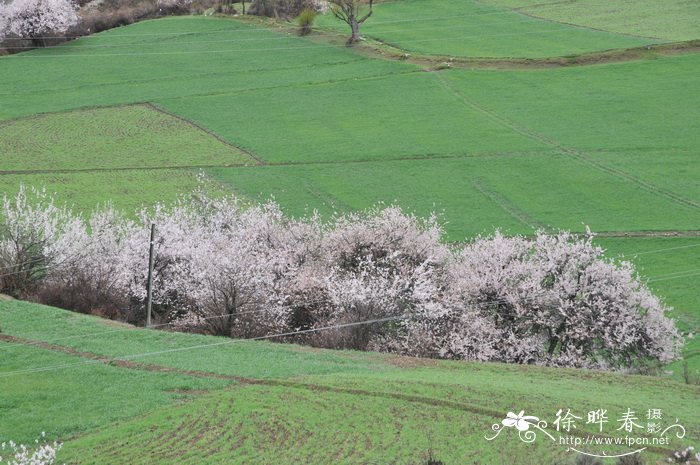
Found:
[4,0,78,45]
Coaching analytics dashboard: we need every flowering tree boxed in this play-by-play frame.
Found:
[0,8,8,42]
[42,207,137,317]
[125,194,296,336]
[4,0,78,47]
[283,206,448,350]
[0,186,80,297]
[397,231,682,368]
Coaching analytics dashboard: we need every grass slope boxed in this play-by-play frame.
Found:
[1,301,698,464]
[315,0,653,58]
[480,0,700,41]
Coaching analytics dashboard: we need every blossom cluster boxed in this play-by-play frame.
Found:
[0,0,78,43]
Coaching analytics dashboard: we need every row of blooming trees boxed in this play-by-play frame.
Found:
[0,186,682,369]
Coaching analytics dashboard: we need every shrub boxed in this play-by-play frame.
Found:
[297,8,316,35]
[666,446,700,464]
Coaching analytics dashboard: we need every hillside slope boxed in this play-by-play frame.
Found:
[1,300,698,464]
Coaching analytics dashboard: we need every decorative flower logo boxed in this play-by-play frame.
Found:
[486,409,554,443]
[502,410,540,431]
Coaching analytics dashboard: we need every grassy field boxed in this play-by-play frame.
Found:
[315,0,655,58]
[480,0,700,41]
[0,169,226,214]
[1,301,698,464]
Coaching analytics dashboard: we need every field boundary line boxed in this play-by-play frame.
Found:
[434,72,700,211]
[145,102,266,165]
[0,149,555,175]
[0,332,676,455]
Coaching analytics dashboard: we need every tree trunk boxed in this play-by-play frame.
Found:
[348,19,360,45]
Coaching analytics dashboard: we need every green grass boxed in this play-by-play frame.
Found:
[443,54,700,160]
[315,0,655,58]
[0,105,255,171]
[0,169,226,214]
[1,301,698,464]
[0,301,390,380]
[0,341,232,443]
[0,17,413,122]
[208,153,700,239]
[156,72,548,164]
[481,0,700,41]
[598,237,700,380]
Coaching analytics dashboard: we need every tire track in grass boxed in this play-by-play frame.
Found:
[433,72,700,211]
[302,180,354,213]
[471,177,547,230]
[0,332,678,455]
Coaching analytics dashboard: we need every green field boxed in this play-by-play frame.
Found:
[1,301,698,464]
[0,105,255,171]
[1,3,699,462]
[315,0,655,58]
[480,0,700,41]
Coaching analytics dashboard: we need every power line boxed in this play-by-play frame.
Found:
[0,259,696,374]
[1,250,698,353]
[0,296,511,351]
[632,243,700,256]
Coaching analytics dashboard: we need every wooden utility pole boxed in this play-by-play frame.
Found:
[146,223,156,328]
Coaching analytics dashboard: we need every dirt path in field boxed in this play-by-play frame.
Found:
[0,332,681,454]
